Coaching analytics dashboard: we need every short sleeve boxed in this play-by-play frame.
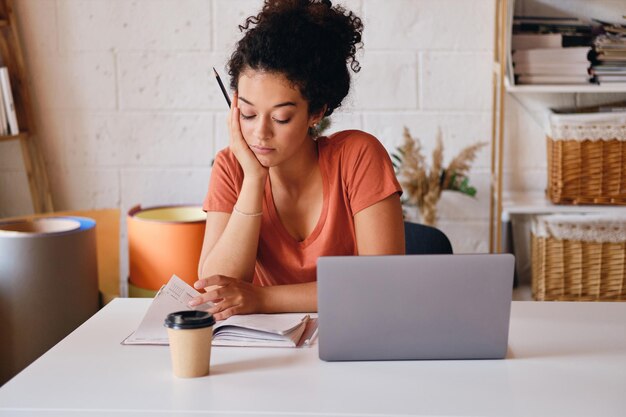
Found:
[340,131,402,215]
[202,149,243,213]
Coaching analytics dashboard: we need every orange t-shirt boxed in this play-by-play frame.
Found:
[202,130,402,286]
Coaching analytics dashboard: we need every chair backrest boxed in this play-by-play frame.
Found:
[404,221,453,255]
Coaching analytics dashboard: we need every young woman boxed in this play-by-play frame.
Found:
[190,0,405,320]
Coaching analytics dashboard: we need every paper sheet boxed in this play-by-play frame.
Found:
[122,275,212,345]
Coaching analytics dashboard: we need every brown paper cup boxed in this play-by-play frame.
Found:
[165,311,215,378]
[167,326,213,378]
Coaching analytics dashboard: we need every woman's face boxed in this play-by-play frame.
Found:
[236,69,321,168]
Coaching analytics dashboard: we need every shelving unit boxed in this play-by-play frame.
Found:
[503,191,626,216]
[0,0,53,213]
[504,77,626,93]
[489,0,626,253]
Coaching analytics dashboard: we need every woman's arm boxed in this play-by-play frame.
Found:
[198,91,268,282]
[191,192,405,319]
[196,197,317,318]
[354,193,405,255]
[197,176,265,282]
[190,276,317,319]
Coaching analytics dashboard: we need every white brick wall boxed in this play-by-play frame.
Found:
[30,52,117,110]
[3,0,623,290]
[352,51,419,110]
[364,0,494,51]
[58,0,212,52]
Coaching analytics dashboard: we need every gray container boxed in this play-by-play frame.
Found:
[0,217,99,385]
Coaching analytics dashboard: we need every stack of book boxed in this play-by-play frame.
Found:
[590,29,626,84]
[511,17,593,85]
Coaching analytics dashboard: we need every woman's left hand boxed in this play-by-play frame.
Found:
[188,275,266,321]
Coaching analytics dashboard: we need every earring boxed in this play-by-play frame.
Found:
[309,123,319,139]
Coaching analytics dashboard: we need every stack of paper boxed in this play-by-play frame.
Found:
[511,16,593,85]
[591,34,626,84]
[512,47,592,84]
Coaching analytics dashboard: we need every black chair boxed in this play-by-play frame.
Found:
[404,221,453,255]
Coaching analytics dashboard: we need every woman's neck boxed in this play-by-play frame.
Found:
[269,137,319,196]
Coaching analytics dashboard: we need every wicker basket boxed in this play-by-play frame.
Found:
[547,106,626,205]
[531,214,626,301]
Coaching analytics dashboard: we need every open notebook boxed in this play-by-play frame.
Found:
[122,275,317,348]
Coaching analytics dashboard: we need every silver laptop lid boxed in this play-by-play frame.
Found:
[317,254,514,361]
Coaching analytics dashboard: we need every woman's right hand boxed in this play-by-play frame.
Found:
[229,91,268,182]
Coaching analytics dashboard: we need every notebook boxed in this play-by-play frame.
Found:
[317,254,515,361]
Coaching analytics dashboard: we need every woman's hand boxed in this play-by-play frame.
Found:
[229,91,268,182]
[188,275,266,321]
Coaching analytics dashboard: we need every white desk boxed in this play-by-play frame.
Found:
[1,299,625,417]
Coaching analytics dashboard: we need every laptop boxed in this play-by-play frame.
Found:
[317,254,515,361]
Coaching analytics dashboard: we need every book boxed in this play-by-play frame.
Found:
[514,62,590,76]
[590,64,626,76]
[0,81,7,135]
[513,16,592,34]
[591,19,626,35]
[512,33,592,50]
[596,54,626,62]
[596,75,626,83]
[591,35,626,64]
[122,275,317,348]
[512,33,562,50]
[517,74,592,84]
[512,47,592,64]
[210,313,313,347]
[0,67,19,135]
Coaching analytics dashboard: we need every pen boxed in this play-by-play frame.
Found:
[212,67,231,108]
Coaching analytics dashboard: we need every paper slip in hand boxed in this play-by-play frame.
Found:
[122,275,317,348]
[122,275,212,345]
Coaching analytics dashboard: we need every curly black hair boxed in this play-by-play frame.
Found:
[227,0,363,118]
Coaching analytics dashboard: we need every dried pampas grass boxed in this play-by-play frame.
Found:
[392,127,487,225]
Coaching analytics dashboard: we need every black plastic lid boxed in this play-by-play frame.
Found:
[164,310,215,330]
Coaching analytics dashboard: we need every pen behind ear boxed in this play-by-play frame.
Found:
[212,67,231,108]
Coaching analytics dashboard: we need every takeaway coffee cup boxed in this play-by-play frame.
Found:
[164,310,215,378]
